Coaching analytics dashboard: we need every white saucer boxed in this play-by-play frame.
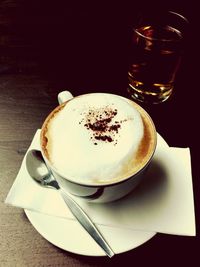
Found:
[25,133,169,256]
[25,210,156,256]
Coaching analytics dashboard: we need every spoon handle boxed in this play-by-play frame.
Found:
[60,189,115,258]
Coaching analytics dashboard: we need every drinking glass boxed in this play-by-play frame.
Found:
[127,11,189,104]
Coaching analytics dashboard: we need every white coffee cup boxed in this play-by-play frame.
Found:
[40,91,157,203]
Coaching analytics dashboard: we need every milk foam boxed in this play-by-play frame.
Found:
[47,94,144,184]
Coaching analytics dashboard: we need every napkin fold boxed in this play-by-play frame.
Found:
[5,130,196,236]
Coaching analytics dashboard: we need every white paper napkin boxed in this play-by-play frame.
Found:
[5,130,196,236]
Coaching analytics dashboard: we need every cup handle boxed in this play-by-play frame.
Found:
[57,91,74,105]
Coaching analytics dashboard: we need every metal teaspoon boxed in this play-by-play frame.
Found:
[26,149,114,258]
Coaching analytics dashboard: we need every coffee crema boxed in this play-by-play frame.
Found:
[41,93,156,185]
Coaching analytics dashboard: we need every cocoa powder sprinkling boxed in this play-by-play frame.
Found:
[79,106,122,145]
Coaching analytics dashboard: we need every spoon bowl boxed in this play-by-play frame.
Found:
[26,150,59,189]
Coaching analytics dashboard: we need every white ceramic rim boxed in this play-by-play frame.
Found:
[40,93,157,187]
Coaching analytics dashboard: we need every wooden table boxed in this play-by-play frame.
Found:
[0,1,199,266]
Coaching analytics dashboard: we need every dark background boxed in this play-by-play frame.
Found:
[0,0,197,90]
[0,0,199,266]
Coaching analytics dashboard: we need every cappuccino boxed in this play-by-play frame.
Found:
[41,93,156,185]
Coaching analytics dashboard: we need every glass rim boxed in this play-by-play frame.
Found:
[133,11,189,43]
